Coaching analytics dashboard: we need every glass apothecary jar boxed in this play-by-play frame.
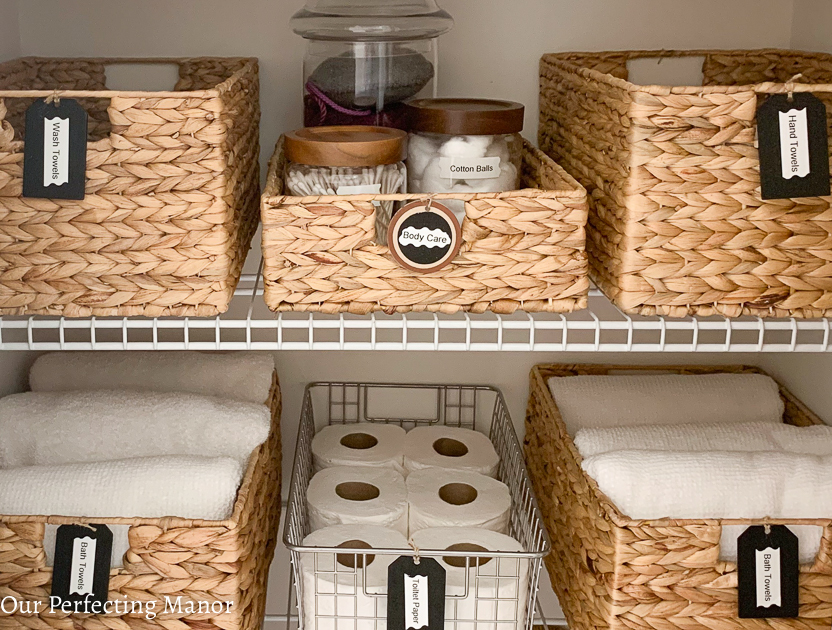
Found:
[406,98,525,195]
[284,126,408,240]
[291,0,454,128]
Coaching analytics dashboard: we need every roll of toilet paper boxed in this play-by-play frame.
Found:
[307,466,408,534]
[404,426,500,477]
[312,423,407,474]
[411,527,528,630]
[301,524,408,630]
[406,468,511,534]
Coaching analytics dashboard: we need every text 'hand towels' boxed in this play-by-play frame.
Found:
[548,373,784,435]
[301,524,408,630]
[0,390,271,468]
[30,351,275,404]
[312,423,407,475]
[411,527,528,630]
[407,468,511,534]
[404,426,500,477]
[307,466,408,535]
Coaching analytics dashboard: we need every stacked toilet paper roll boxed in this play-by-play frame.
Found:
[407,468,511,534]
[411,527,528,630]
[312,423,407,474]
[404,426,500,477]
[301,524,408,630]
[307,466,408,534]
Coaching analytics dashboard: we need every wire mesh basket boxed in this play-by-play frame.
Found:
[284,382,551,630]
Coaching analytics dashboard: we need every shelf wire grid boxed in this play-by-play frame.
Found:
[1,260,830,351]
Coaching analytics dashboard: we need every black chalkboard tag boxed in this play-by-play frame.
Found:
[51,524,112,608]
[757,93,830,200]
[387,556,446,630]
[737,525,799,618]
[23,97,88,200]
[387,200,461,273]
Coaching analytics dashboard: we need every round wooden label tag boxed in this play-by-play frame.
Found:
[387,200,462,273]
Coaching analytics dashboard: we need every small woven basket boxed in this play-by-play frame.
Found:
[525,363,831,630]
[540,49,832,318]
[0,57,261,317]
[0,372,281,630]
[261,137,589,315]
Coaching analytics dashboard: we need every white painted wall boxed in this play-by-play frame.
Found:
[0,0,20,62]
[15,0,795,152]
[7,2,832,626]
[792,0,832,51]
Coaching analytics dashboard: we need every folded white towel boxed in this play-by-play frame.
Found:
[548,373,784,435]
[0,455,243,520]
[574,421,832,458]
[0,390,271,468]
[582,450,832,564]
[30,351,275,404]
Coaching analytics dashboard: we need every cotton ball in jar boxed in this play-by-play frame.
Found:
[439,135,490,159]
[466,162,519,193]
[485,136,511,164]
[421,160,459,193]
[407,134,439,180]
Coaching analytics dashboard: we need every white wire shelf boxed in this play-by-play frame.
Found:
[1,264,830,352]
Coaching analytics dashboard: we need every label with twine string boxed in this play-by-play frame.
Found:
[737,524,799,618]
[387,549,446,630]
[51,523,112,609]
[388,200,461,273]
[758,92,830,200]
[23,96,88,200]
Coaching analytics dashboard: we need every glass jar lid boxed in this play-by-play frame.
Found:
[406,98,525,136]
[291,0,454,42]
[285,126,408,167]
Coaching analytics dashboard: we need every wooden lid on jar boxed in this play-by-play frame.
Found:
[406,98,525,135]
[285,126,407,167]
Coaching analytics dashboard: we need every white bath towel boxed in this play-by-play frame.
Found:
[30,351,275,404]
[574,421,832,458]
[548,373,784,435]
[0,390,271,468]
[0,455,243,520]
[582,450,832,564]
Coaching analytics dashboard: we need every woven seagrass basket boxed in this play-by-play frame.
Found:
[261,137,589,314]
[0,57,261,317]
[525,363,831,630]
[0,372,281,630]
[540,49,832,318]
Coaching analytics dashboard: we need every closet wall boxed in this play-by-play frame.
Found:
[3,1,832,626]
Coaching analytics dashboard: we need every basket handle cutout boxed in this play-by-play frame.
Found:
[104,63,181,93]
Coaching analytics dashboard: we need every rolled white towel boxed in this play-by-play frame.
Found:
[573,421,831,458]
[582,449,832,564]
[0,390,271,468]
[548,373,784,435]
[0,455,243,520]
[30,351,275,404]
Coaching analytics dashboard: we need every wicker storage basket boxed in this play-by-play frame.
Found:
[0,373,281,630]
[525,363,831,630]
[540,49,832,318]
[261,138,589,314]
[0,57,261,317]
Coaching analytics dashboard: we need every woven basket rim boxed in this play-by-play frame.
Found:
[262,136,587,203]
[531,362,830,529]
[0,56,258,99]
[0,371,280,530]
[543,48,832,95]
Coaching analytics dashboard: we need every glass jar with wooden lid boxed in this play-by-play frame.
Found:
[406,98,525,195]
